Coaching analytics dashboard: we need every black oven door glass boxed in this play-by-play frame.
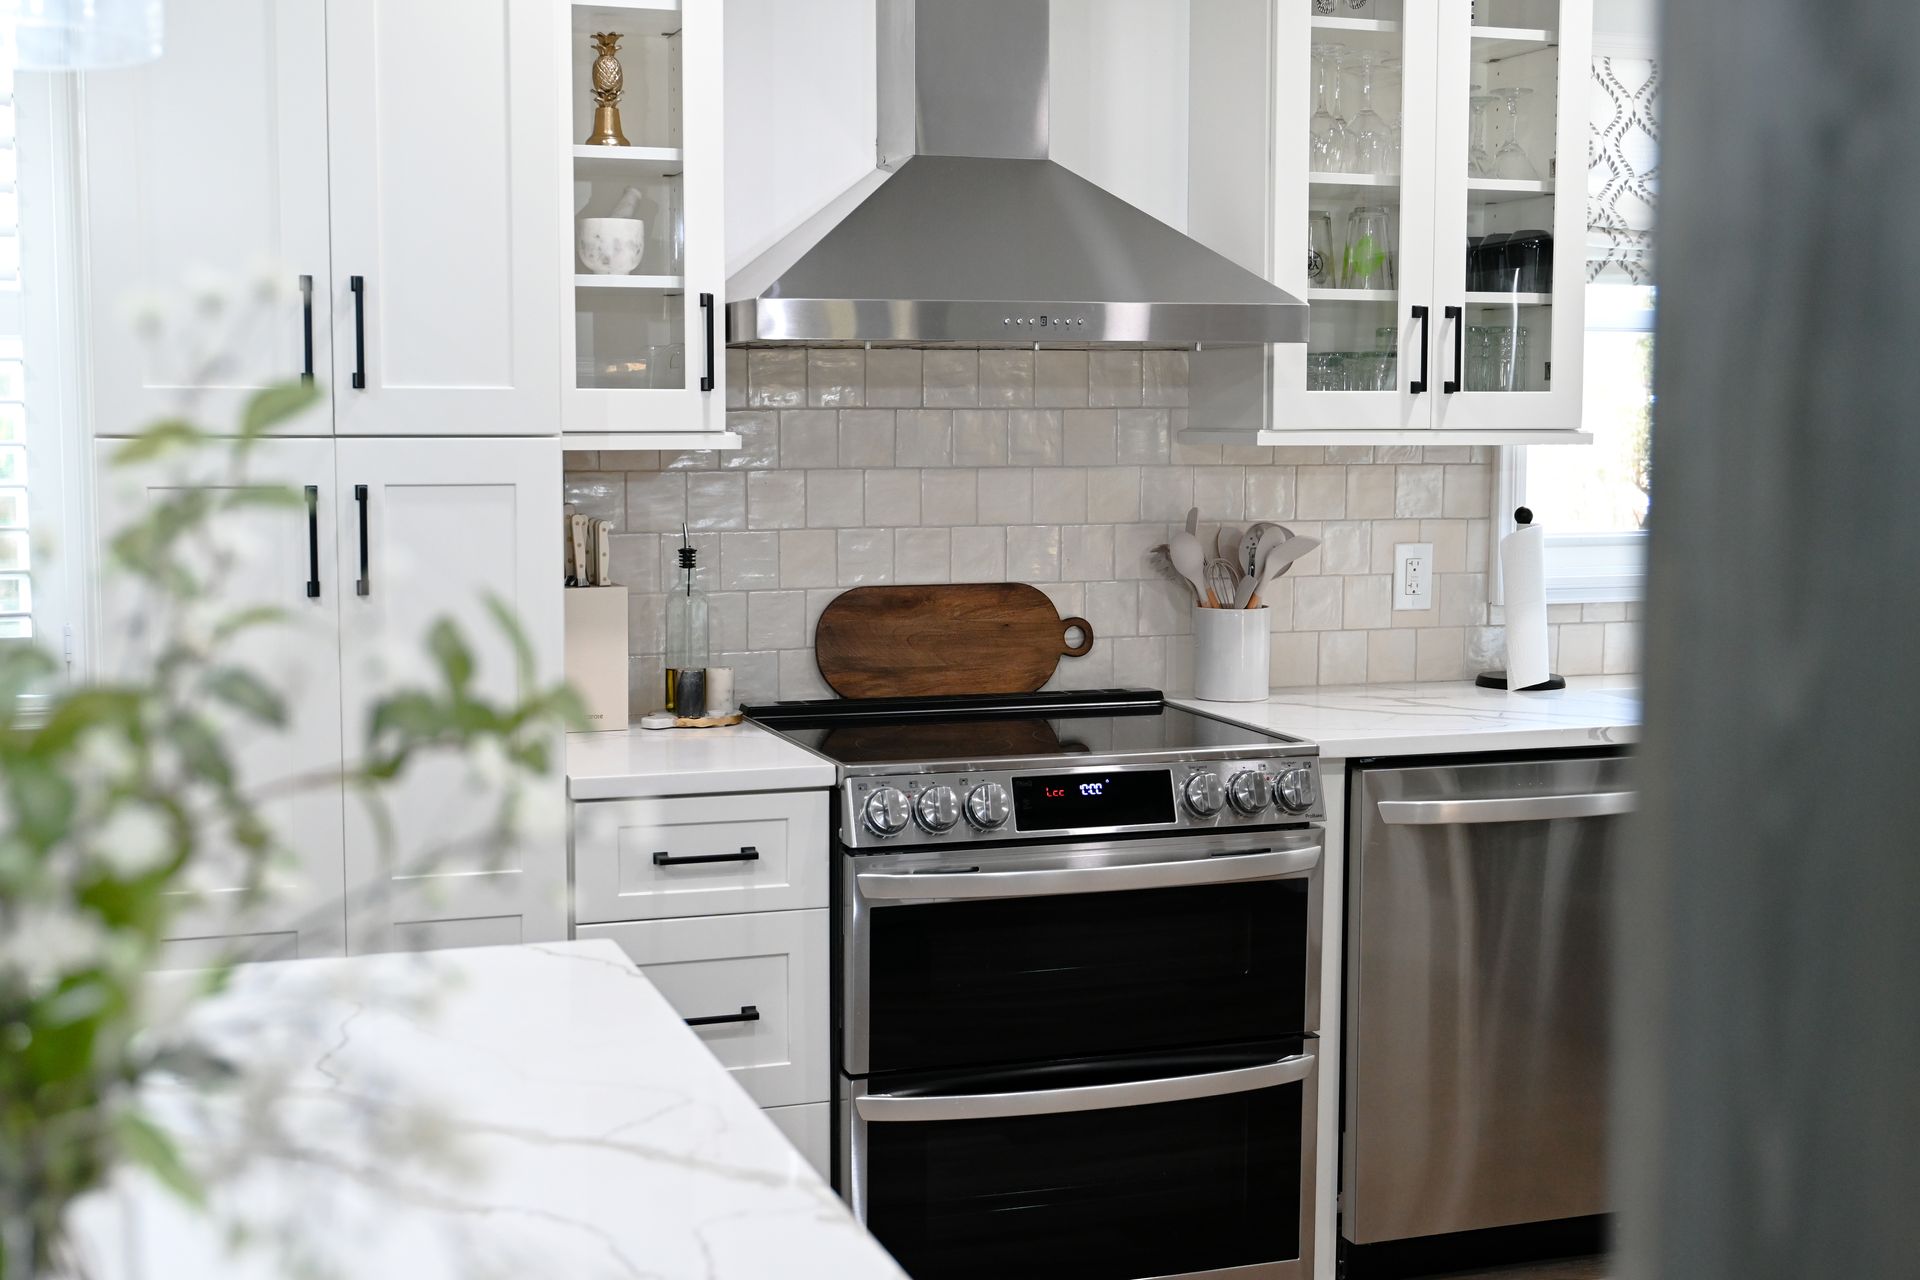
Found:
[866,878,1308,1075]
[863,1048,1305,1280]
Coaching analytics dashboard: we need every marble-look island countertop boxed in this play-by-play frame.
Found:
[568,721,836,800]
[69,941,905,1280]
[1175,676,1640,758]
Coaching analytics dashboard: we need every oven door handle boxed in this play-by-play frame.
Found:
[855,843,1321,901]
[1376,792,1635,825]
[855,1052,1314,1123]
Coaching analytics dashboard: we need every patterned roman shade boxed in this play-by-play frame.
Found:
[1588,56,1658,284]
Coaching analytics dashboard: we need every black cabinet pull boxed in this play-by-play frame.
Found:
[349,275,367,390]
[1409,304,1430,395]
[353,484,370,597]
[1444,304,1464,394]
[698,292,716,392]
[686,1005,760,1027]
[653,845,760,867]
[299,275,315,385]
[304,485,321,599]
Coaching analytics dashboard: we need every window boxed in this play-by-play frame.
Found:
[1499,46,1657,604]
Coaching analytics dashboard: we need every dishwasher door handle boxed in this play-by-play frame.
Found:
[855,1053,1313,1123]
[1377,791,1636,825]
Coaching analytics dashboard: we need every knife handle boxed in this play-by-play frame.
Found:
[595,519,614,588]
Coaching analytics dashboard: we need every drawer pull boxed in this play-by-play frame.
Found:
[686,1004,760,1027]
[653,845,761,867]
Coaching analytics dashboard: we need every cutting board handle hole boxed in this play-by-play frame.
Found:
[1062,618,1093,657]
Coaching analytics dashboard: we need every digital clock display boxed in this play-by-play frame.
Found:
[1011,769,1175,831]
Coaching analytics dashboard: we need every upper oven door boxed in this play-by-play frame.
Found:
[843,827,1322,1078]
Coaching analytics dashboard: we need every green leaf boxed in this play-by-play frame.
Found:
[485,595,536,688]
[114,1110,206,1208]
[211,604,291,644]
[202,667,287,727]
[6,757,76,847]
[220,485,306,511]
[168,713,234,791]
[241,379,322,437]
[110,419,209,466]
[426,619,474,691]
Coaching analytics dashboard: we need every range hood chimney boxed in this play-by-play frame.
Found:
[726,0,1309,348]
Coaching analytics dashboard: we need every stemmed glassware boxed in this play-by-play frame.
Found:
[1492,86,1540,180]
[1346,51,1393,176]
[1310,44,1350,173]
[1468,95,1500,178]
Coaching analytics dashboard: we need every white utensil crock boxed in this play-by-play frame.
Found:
[1192,606,1271,702]
[577,216,646,274]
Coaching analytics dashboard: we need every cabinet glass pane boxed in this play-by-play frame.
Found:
[569,5,689,396]
[1304,2,1411,392]
[1461,1,1561,393]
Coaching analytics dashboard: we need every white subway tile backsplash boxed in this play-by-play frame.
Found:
[568,345,1638,706]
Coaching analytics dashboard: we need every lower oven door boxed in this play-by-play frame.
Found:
[843,1039,1317,1280]
[842,826,1322,1077]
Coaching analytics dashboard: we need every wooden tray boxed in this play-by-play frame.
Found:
[814,584,1094,698]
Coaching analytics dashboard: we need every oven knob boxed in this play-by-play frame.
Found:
[864,787,911,836]
[1183,770,1227,817]
[914,785,961,833]
[1274,765,1318,814]
[1228,769,1273,816]
[965,783,1011,830]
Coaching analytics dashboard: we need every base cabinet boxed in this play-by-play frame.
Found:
[765,1101,831,1181]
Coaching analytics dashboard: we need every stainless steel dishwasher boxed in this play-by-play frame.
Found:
[1342,752,1632,1250]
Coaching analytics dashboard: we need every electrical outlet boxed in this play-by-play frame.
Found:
[1394,543,1433,611]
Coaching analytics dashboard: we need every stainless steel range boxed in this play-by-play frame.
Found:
[747,689,1326,1280]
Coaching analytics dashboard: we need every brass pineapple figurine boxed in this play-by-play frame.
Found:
[586,32,631,146]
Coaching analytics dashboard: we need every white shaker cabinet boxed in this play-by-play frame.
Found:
[93,438,348,961]
[79,0,333,437]
[326,0,560,436]
[1187,0,1592,445]
[336,437,566,953]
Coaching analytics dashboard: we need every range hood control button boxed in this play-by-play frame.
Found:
[1184,771,1226,817]
[915,785,961,833]
[864,787,911,836]
[965,783,1011,830]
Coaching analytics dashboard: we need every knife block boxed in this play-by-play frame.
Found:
[564,586,629,729]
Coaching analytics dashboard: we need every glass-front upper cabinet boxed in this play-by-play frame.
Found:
[560,1,727,437]
[1429,0,1591,433]
[1186,0,1590,442]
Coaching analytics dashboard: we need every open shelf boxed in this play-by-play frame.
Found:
[1310,16,1400,35]
[575,273,684,290]
[1309,172,1401,188]
[1465,292,1552,306]
[572,145,683,180]
[1310,288,1397,302]
[572,2,681,40]
[1471,26,1557,59]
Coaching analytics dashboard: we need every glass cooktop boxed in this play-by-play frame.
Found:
[744,689,1303,769]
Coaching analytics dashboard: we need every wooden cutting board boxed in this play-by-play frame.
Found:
[814,584,1094,698]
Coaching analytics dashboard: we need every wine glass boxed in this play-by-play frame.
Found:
[1346,51,1393,176]
[1468,95,1500,178]
[1310,45,1351,173]
[1492,87,1540,180]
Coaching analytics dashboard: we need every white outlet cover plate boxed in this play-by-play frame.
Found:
[1394,542,1434,611]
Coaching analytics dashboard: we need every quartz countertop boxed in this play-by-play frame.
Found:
[68,941,905,1280]
[567,721,836,800]
[1174,676,1640,759]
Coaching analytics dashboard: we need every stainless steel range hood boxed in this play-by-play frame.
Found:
[726,0,1309,348]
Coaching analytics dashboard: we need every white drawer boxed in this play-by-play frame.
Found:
[572,790,828,923]
[764,1101,831,1181]
[580,908,828,1108]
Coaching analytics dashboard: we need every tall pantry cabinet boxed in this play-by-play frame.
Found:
[81,0,565,961]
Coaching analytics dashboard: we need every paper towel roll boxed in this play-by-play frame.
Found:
[1502,514,1551,690]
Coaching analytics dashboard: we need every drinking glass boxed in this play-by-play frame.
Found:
[1375,325,1398,352]
[1308,211,1336,290]
[1468,95,1501,178]
[1310,45,1351,172]
[1466,326,1493,391]
[1308,352,1348,391]
[1313,0,1336,13]
[1341,205,1394,290]
[1346,51,1393,176]
[1493,87,1540,180]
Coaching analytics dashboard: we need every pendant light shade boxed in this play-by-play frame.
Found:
[0,0,162,70]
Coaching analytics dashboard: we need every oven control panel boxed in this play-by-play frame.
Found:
[840,756,1323,849]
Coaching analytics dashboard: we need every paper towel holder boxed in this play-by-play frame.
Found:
[1476,507,1567,691]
